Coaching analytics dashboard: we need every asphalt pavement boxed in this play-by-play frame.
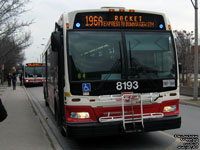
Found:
[0,82,55,150]
[0,81,200,150]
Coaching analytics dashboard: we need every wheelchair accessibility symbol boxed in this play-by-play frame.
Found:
[82,83,91,92]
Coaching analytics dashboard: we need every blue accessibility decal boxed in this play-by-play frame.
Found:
[82,83,91,92]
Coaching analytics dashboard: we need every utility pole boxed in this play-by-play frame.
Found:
[191,0,199,100]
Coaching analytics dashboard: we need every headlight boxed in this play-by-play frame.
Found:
[163,105,176,112]
[25,80,29,82]
[70,112,90,119]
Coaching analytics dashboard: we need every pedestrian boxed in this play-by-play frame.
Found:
[12,72,17,90]
[0,98,7,122]
[7,73,12,87]
[19,73,23,86]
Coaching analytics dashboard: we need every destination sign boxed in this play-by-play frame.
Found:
[73,12,166,30]
[26,63,45,67]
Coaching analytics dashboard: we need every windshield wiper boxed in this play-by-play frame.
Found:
[96,42,123,91]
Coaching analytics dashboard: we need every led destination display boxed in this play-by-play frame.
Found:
[26,63,45,67]
[74,12,166,29]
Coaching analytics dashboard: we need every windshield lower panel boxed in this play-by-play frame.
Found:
[67,30,177,95]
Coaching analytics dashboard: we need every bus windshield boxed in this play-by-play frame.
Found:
[24,66,45,77]
[68,31,176,81]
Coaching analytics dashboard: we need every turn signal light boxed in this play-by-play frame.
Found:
[170,93,177,96]
[72,98,80,102]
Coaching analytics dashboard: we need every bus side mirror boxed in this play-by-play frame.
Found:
[179,63,182,73]
[51,31,61,52]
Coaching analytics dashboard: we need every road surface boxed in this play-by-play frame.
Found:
[26,86,200,150]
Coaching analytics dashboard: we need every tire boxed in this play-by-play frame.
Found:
[43,88,49,107]
[55,100,62,126]
[61,126,72,137]
[54,99,71,137]
[60,126,67,137]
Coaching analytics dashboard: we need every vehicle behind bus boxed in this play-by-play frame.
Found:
[42,7,181,137]
[24,63,45,87]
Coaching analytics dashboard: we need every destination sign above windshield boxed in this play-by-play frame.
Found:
[26,63,45,67]
[73,12,166,30]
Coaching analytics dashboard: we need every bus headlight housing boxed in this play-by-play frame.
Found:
[163,105,176,112]
[70,112,90,119]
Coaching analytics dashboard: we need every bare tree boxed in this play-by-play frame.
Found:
[174,30,194,85]
[0,0,32,79]
[0,0,31,37]
[1,32,31,67]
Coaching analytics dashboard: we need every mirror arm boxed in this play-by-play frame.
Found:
[55,22,63,32]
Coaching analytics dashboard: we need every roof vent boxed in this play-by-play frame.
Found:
[101,7,125,10]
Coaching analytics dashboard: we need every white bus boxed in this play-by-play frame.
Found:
[23,63,45,87]
[42,7,181,137]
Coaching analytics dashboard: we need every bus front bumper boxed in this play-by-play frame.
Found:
[65,115,181,137]
[24,82,43,86]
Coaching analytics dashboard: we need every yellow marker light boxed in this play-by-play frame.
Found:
[78,73,81,79]
[65,92,71,97]
[163,105,176,112]
[70,112,90,119]
[66,23,70,29]
[168,24,171,30]
[119,9,125,12]
[109,9,115,12]
[129,9,135,12]
[83,73,86,79]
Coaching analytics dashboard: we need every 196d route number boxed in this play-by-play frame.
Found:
[116,81,139,90]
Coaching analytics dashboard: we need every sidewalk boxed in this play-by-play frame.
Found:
[180,95,200,107]
[0,82,54,150]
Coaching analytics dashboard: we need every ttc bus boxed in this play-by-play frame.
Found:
[42,7,181,137]
[23,63,45,87]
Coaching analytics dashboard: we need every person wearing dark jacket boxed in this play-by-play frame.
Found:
[12,73,17,90]
[7,73,11,87]
[19,73,23,86]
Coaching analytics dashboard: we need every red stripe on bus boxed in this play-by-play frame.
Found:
[65,99,180,122]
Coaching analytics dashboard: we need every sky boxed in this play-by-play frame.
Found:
[23,0,200,63]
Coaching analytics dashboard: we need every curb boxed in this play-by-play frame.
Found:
[24,87,63,150]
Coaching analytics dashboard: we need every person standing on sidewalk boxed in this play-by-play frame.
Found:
[12,72,17,90]
[7,73,12,87]
[19,73,23,86]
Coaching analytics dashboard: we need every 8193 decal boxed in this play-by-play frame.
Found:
[116,81,139,90]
